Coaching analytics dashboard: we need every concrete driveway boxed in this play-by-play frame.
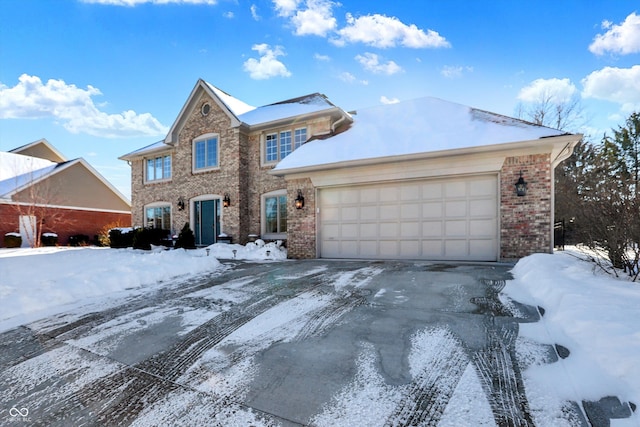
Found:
[0,260,622,426]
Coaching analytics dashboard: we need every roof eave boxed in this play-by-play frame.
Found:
[243,106,347,132]
[271,133,583,177]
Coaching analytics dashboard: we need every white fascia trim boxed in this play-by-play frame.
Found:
[0,199,131,214]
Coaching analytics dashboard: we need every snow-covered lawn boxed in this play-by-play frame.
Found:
[502,249,640,423]
[0,245,638,425]
[0,241,286,333]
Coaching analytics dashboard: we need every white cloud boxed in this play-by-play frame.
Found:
[338,72,367,85]
[333,13,450,48]
[223,11,234,18]
[81,0,217,5]
[314,53,331,61]
[273,0,300,17]
[355,52,403,75]
[517,78,577,103]
[0,74,168,138]
[250,4,260,20]
[441,65,473,79]
[589,12,640,55]
[380,96,399,105]
[290,0,336,36]
[243,44,292,80]
[582,65,640,111]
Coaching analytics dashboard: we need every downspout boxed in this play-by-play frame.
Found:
[549,137,581,253]
[331,113,349,134]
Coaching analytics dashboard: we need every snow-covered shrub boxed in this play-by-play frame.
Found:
[174,223,196,249]
[3,232,21,248]
[109,228,134,248]
[41,232,58,246]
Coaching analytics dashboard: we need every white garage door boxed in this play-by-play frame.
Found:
[319,175,498,261]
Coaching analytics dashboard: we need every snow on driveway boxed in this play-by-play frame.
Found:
[0,247,638,426]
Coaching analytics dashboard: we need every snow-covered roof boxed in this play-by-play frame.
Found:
[205,82,256,116]
[119,140,168,160]
[0,152,59,198]
[237,93,338,126]
[273,96,567,172]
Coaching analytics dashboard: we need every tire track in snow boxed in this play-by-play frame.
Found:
[384,328,469,427]
[7,263,330,426]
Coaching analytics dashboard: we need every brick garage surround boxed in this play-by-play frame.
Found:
[500,153,552,260]
[285,178,316,259]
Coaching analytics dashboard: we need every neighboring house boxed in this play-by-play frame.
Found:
[0,139,131,247]
[120,79,581,261]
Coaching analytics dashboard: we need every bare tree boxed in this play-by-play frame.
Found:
[7,160,73,247]
[515,92,586,132]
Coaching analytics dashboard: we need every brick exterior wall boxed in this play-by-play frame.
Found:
[129,89,331,249]
[0,203,130,246]
[286,178,316,259]
[500,153,552,260]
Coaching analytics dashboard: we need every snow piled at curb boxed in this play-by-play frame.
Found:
[0,241,287,332]
[503,250,640,410]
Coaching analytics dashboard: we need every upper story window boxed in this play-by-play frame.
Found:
[264,127,307,164]
[146,154,171,182]
[193,133,219,172]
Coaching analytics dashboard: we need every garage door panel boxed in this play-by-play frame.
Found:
[423,202,443,218]
[445,220,467,236]
[401,203,420,219]
[422,240,444,257]
[380,222,399,237]
[469,199,495,217]
[379,240,399,257]
[401,222,420,237]
[422,182,443,199]
[341,223,358,238]
[360,205,378,220]
[319,175,497,261]
[445,200,467,217]
[380,205,399,220]
[360,223,377,238]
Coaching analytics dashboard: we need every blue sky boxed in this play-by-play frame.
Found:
[1,0,639,199]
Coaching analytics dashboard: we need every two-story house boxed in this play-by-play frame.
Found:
[120,79,351,251]
[121,79,582,261]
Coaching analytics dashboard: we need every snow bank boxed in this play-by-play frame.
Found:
[0,243,281,333]
[0,247,221,331]
[504,250,640,409]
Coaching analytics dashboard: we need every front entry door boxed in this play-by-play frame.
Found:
[194,199,220,246]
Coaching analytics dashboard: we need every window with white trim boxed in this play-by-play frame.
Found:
[264,127,307,163]
[145,205,171,230]
[193,134,219,172]
[145,155,171,182]
[262,190,287,238]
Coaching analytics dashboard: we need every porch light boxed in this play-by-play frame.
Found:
[223,193,231,207]
[295,189,305,209]
[515,171,527,197]
[177,196,185,211]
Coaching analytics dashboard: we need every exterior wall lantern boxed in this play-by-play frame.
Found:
[223,193,231,207]
[515,171,527,197]
[177,196,185,211]
[295,189,305,209]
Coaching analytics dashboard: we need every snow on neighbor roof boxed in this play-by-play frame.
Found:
[237,93,338,126]
[273,96,567,172]
[205,82,256,116]
[0,151,58,197]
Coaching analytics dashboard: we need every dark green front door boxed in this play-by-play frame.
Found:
[194,199,220,246]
